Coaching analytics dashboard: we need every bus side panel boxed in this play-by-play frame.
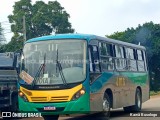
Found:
[100,77,135,109]
[90,93,103,112]
[136,74,150,103]
[121,72,150,107]
[144,74,150,102]
[90,72,149,110]
[141,86,150,102]
[90,75,129,110]
[90,72,117,111]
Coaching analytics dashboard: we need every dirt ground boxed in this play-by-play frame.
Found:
[150,94,160,98]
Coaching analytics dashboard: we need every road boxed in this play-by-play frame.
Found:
[60,95,160,120]
[1,95,160,120]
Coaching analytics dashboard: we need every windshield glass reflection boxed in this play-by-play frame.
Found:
[20,40,87,85]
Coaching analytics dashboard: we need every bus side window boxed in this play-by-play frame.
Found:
[99,42,112,56]
[89,45,101,72]
[142,50,148,71]
[114,45,126,71]
[126,48,137,71]
[99,42,114,71]
[137,49,145,71]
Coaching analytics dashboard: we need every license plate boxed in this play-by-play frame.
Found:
[44,106,56,110]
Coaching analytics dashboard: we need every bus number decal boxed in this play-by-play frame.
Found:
[116,77,126,87]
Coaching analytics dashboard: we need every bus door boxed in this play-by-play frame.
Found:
[89,45,103,111]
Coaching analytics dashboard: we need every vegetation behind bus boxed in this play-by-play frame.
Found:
[150,91,160,96]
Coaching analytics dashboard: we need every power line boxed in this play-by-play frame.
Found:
[2,24,11,26]
[3,29,11,30]
[4,28,11,30]
[3,32,13,34]
[0,21,10,23]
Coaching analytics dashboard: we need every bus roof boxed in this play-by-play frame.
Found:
[26,33,145,50]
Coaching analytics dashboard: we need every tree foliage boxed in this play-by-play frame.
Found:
[0,23,6,45]
[9,0,74,39]
[107,21,160,90]
[5,0,74,52]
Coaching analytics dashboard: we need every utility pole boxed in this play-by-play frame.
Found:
[23,15,26,42]
[22,6,28,43]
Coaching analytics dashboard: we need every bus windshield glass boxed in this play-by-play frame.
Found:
[20,39,87,85]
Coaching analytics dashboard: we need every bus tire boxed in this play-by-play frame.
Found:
[43,115,59,120]
[102,93,111,118]
[123,88,142,112]
[132,88,142,112]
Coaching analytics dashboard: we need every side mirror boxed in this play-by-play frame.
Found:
[13,49,23,74]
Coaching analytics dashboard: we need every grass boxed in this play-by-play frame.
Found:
[150,91,160,96]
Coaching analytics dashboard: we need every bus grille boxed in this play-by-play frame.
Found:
[31,97,47,102]
[50,96,69,102]
[30,96,69,102]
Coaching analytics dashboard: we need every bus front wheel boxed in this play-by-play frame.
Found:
[43,115,59,120]
[102,93,111,117]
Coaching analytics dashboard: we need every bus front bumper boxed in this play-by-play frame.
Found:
[18,93,90,115]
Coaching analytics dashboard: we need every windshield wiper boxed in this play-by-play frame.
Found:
[32,53,46,86]
[56,49,67,86]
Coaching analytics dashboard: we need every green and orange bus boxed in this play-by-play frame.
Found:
[18,34,149,120]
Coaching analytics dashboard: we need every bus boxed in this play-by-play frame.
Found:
[18,34,149,120]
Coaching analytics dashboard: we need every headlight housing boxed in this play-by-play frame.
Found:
[18,91,29,102]
[71,87,85,100]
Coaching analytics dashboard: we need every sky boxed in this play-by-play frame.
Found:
[1,0,160,42]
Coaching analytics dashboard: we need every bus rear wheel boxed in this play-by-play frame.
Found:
[132,88,142,112]
[43,115,59,120]
[123,88,142,112]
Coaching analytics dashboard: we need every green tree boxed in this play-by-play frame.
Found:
[7,0,74,51]
[0,22,6,52]
[107,21,160,91]
[0,23,6,45]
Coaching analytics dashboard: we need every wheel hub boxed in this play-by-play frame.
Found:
[103,99,109,111]
[137,93,141,108]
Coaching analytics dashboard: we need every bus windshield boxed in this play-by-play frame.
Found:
[21,39,87,85]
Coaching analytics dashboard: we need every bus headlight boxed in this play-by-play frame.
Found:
[18,91,29,102]
[71,88,85,100]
